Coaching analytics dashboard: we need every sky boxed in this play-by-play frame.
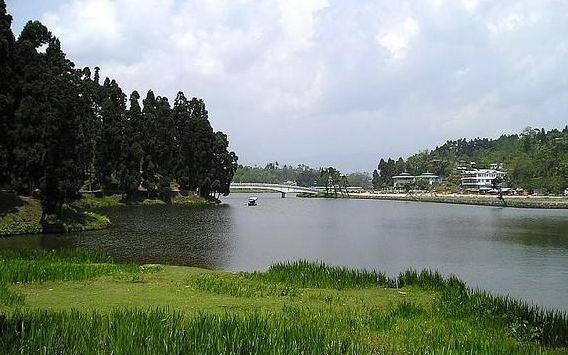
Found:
[6,0,568,172]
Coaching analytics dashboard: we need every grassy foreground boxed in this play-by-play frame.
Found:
[0,252,567,354]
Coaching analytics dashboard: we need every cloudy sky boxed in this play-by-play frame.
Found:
[6,0,568,172]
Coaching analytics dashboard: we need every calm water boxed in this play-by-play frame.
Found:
[2,193,568,310]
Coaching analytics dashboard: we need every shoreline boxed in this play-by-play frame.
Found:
[302,192,568,209]
[1,252,567,353]
[0,195,112,237]
[0,194,215,237]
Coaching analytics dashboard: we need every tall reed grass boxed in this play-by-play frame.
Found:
[437,286,568,347]
[0,249,139,284]
[250,260,568,348]
[0,249,142,307]
[279,302,545,354]
[2,254,567,350]
[0,309,364,355]
[249,260,390,289]
[191,273,299,297]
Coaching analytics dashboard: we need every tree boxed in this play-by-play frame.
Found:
[1,1,240,216]
[153,96,176,203]
[296,166,320,187]
[492,176,506,206]
[209,131,238,198]
[95,78,127,192]
[117,91,144,202]
[346,172,371,189]
[140,90,160,197]
[0,0,15,187]
[11,24,89,220]
[9,21,53,195]
[372,169,380,189]
[76,67,102,192]
[320,167,343,197]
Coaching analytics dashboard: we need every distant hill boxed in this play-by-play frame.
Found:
[373,126,568,194]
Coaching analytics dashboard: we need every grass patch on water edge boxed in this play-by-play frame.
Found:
[0,192,212,236]
[0,249,145,306]
[73,193,214,209]
[0,193,113,236]
[0,254,566,353]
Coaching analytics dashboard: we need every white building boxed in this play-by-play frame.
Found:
[417,173,441,185]
[393,172,441,188]
[392,173,415,188]
[461,169,506,191]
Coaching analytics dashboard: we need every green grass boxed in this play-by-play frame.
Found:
[0,193,112,236]
[173,195,214,206]
[73,193,214,209]
[0,254,567,353]
[1,192,212,236]
[436,285,568,347]
[0,195,43,236]
[0,249,143,284]
[0,249,144,307]
[72,193,124,209]
[248,260,391,289]
[191,272,300,297]
[0,310,363,355]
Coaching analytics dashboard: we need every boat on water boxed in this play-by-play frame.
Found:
[248,197,258,206]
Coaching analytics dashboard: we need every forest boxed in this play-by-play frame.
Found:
[234,163,372,189]
[373,127,568,194]
[0,3,238,221]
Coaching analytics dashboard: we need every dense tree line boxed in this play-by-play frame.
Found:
[319,167,350,197]
[372,127,568,193]
[234,163,371,188]
[0,2,238,221]
[234,163,323,186]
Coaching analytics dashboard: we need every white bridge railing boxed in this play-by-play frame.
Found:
[230,183,319,194]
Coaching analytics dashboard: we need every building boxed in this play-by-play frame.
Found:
[461,169,506,191]
[393,173,415,188]
[417,173,441,185]
[393,172,441,188]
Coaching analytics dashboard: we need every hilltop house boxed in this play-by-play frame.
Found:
[460,169,506,191]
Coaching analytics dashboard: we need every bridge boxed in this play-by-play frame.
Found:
[230,183,320,198]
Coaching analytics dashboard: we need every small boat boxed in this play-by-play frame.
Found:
[247,197,258,206]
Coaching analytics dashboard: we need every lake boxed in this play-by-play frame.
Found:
[1,193,568,310]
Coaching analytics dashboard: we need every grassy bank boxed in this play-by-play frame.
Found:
[301,192,568,209]
[0,252,566,354]
[73,193,214,209]
[0,192,214,236]
[0,194,111,236]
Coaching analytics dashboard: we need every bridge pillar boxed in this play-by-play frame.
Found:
[281,192,286,198]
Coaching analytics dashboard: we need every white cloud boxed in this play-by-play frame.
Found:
[376,17,420,61]
[461,0,479,13]
[43,0,121,51]
[277,0,328,52]
[488,13,526,35]
[17,0,566,171]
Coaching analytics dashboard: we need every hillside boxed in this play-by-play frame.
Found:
[373,127,568,194]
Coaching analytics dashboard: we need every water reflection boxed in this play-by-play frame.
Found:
[1,193,567,310]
